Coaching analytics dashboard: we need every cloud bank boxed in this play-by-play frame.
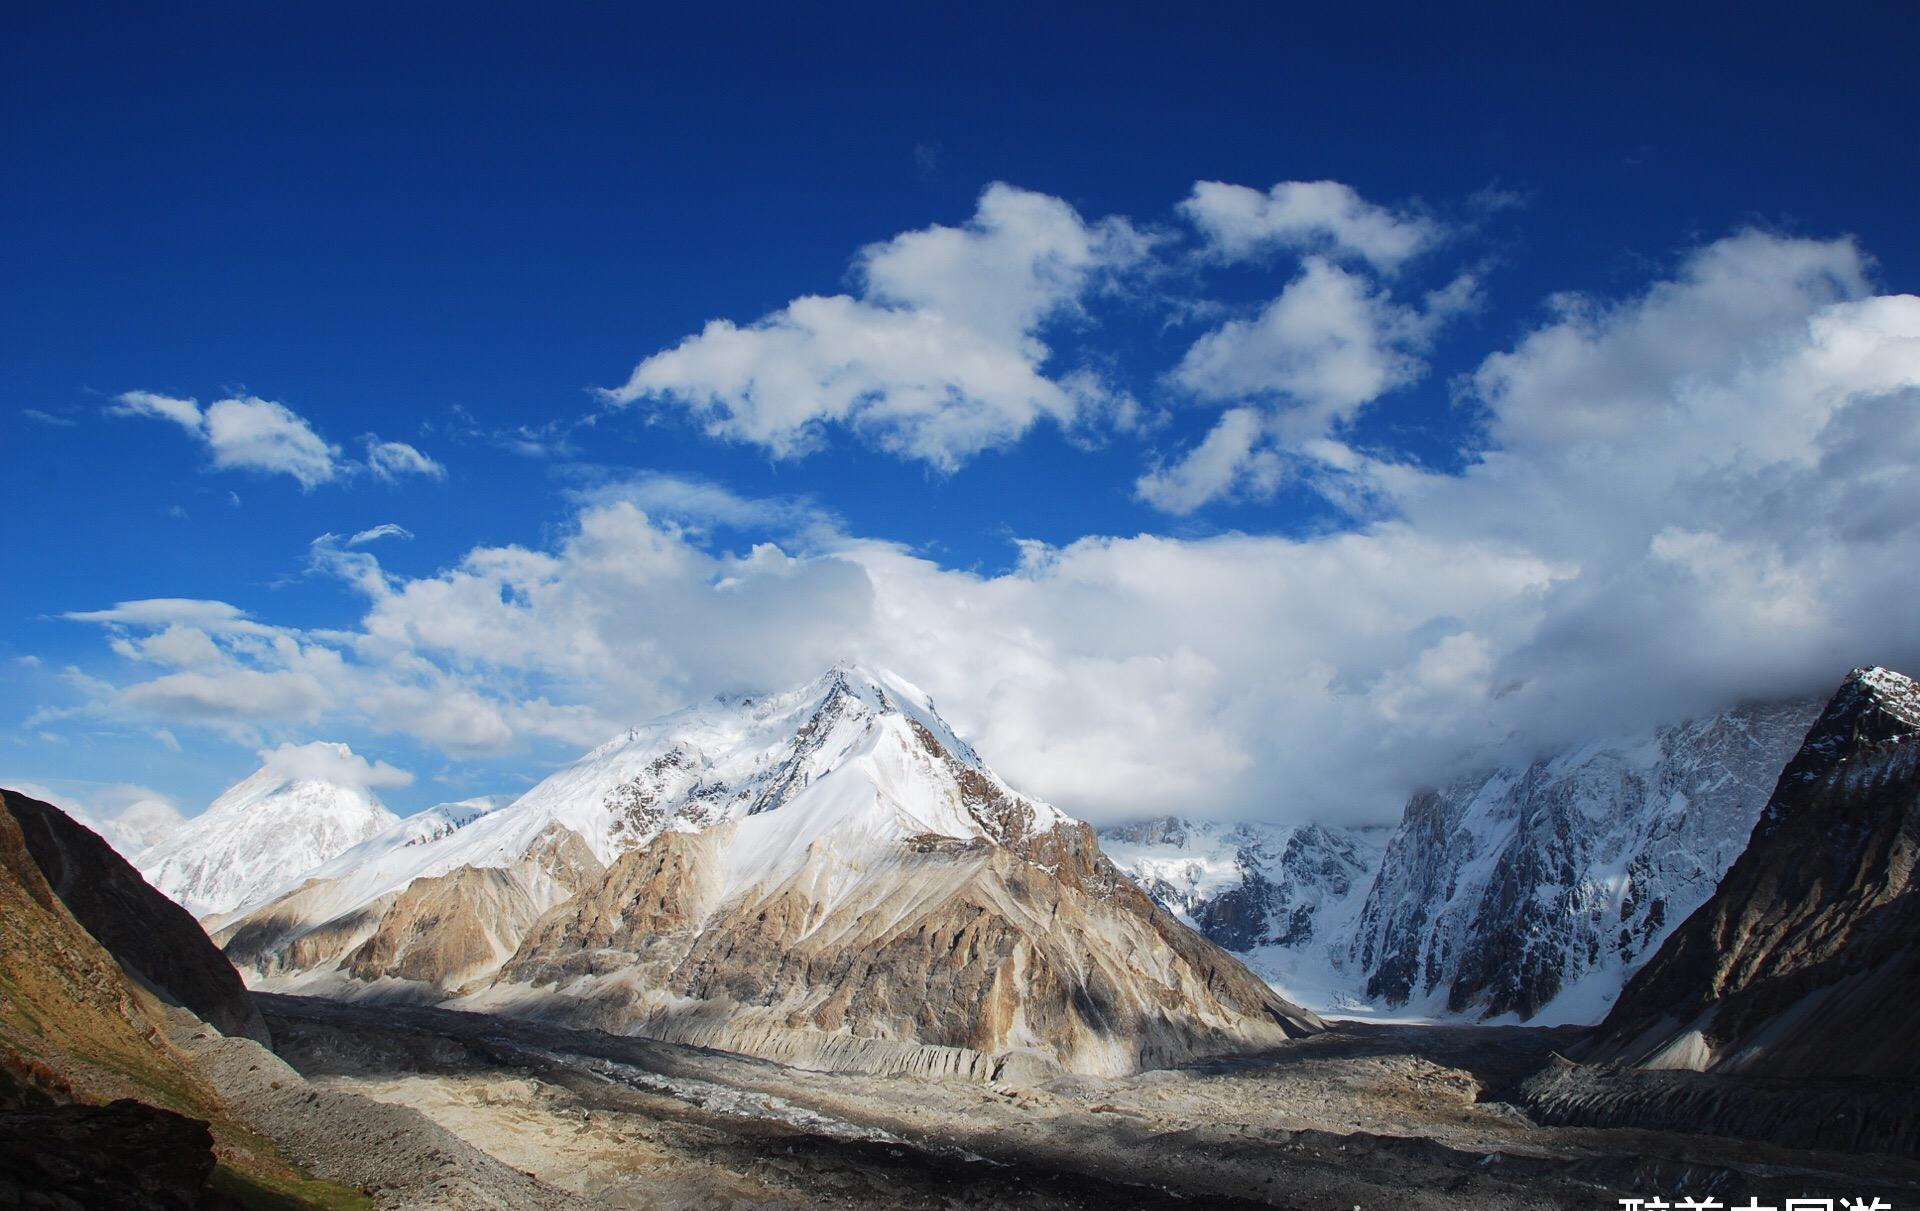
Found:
[63,227,1920,828]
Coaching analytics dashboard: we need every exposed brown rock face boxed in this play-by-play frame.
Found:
[214,878,397,979]
[1584,667,1920,1078]
[347,866,564,992]
[216,822,605,998]
[486,815,1318,1079]
[5,788,269,1046]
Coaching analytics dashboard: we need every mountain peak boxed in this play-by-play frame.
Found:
[134,761,401,918]
[1777,665,1920,791]
[1845,665,1920,725]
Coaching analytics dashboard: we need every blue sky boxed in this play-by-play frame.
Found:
[6,3,1919,828]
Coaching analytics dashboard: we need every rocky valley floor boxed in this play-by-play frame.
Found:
[252,994,1920,1210]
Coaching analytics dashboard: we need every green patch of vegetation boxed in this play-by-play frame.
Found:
[210,1162,375,1211]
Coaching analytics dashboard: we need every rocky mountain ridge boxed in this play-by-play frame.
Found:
[215,665,1320,1078]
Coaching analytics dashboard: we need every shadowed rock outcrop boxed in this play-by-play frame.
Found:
[5,788,269,1046]
[0,1098,235,1211]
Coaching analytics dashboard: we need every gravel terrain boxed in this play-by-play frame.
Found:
[258,994,1920,1210]
[169,1016,590,1210]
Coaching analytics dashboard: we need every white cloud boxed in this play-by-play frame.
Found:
[58,231,1920,832]
[1176,258,1447,428]
[1180,179,1441,270]
[111,390,205,431]
[256,739,412,791]
[567,471,833,538]
[603,183,1151,470]
[364,437,446,481]
[200,396,340,486]
[113,391,341,487]
[111,392,446,488]
[1134,408,1283,514]
[348,523,414,546]
[66,598,264,632]
[1151,257,1477,512]
[0,780,185,857]
[121,666,335,726]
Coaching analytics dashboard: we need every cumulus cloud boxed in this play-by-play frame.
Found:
[256,739,413,791]
[60,230,1920,830]
[1146,256,1477,512]
[113,390,339,486]
[1180,179,1441,270]
[1134,407,1283,514]
[1176,257,1460,426]
[199,397,340,486]
[603,183,1151,469]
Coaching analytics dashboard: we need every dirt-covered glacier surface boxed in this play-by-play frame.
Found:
[256,993,1919,1210]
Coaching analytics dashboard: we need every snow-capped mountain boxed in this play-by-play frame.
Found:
[1100,817,1388,1010]
[70,797,185,860]
[1104,699,1822,1025]
[135,746,402,917]
[219,665,1318,1078]
[1348,698,1822,1023]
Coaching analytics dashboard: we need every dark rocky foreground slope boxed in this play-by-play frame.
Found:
[8,788,270,1046]
[0,787,588,1210]
[1525,668,1920,1155]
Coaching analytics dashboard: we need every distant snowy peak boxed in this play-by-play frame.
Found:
[214,667,1314,1079]
[446,662,1066,879]
[134,756,401,918]
[234,665,1071,932]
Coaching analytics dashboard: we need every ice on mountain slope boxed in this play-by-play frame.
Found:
[1100,817,1389,1013]
[1105,699,1824,1025]
[1348,698,1823,1024]
[134,744,401,917]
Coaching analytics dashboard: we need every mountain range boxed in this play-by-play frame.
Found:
[107,664,1897,1046]
[1100,697,1823,1025]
